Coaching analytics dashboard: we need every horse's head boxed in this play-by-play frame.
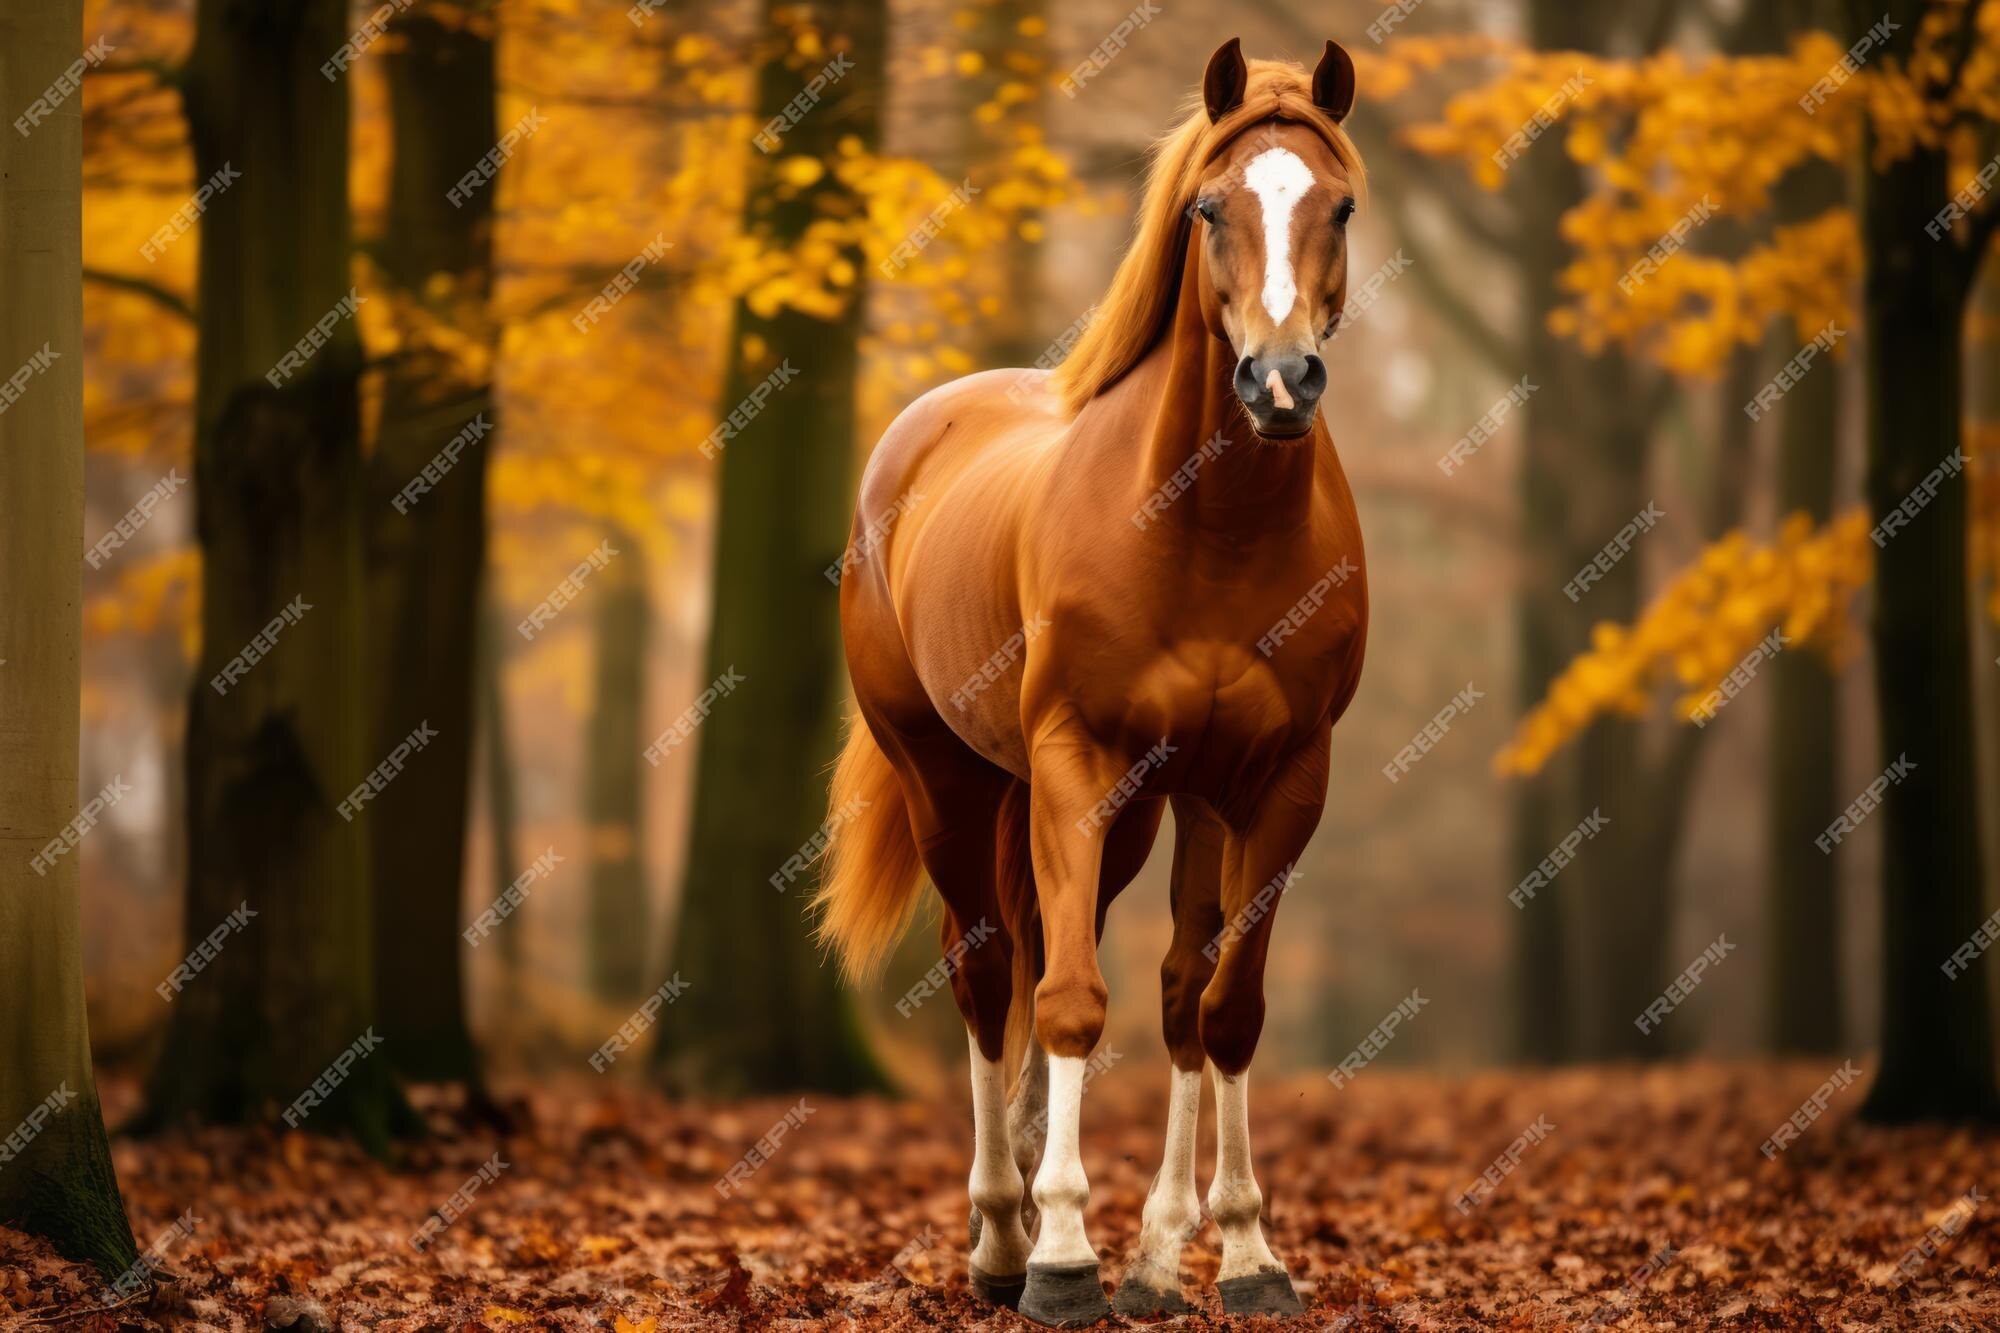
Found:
[1190,39,1357,439]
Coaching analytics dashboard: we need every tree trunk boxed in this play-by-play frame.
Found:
[0,0,142,1279]
[363,2,497,1086]
[587,530,651,1002]
[654,0,889,1095]
[1856,121,1999,1120]
[142,0,403,1145]
[479,591,526,1018]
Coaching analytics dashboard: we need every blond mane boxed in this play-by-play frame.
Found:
[1052,58,1367,418]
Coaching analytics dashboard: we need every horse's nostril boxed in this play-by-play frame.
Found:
[1299,354,1327,398]
[1233,356,1262,402]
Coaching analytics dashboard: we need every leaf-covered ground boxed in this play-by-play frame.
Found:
[5,1062,1997,1331]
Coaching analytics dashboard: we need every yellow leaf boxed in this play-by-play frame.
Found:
[483,1309,531,1325]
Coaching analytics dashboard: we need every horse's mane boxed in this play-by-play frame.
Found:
[1052,58,1368,418]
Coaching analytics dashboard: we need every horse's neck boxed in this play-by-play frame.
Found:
[1133,257,1316,546]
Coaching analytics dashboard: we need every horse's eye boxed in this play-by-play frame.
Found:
[1190,197,1219,223]
[1334,197,1356,227]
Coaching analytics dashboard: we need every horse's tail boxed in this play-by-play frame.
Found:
[815,716,926,983]
[996,778,1042,1098]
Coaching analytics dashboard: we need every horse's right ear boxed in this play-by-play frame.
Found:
[1203,38,1247,122]
[1312,39,1356,122]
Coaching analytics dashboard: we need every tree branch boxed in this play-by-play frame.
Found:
[82,268,194,324]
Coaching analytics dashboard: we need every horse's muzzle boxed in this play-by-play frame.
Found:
[1233,352,1325,437]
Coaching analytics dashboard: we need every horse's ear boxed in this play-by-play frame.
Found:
[1311,39,1356,122]
[1203,38,1247,122]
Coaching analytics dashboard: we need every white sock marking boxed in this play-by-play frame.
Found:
[1125,1065,1204,1290]
[968,1031,1033,1276]
[1029,1053,1097,1266]
[1244,147,1314,325]
[1208,1064,1284,1281]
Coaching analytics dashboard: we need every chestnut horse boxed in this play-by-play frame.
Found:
[817,38,1369,1327]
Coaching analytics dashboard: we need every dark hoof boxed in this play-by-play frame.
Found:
[970,1263,1026,1309]
[1218,1267,1304,1318]
[1112,1277,1190,1318]
[1018,1261,1112,1328]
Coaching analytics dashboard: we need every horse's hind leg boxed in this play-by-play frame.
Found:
[1115,796,1226,1317]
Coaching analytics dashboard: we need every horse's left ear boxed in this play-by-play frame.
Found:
[1312,39,1356,122]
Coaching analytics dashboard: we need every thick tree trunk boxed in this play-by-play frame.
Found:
[142,0,403,1145]
[654,0,889,1095]
[587,531,651,1002]
[363,4,497,1086]
[1856,128,1998,1121]
[0,0,142,1280]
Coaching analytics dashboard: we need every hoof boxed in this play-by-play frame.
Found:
[969,1205,982,1250]
[1218,1267,1304,1318]
[969,1263,1026,1310]
[1018,1260,1112,1328]
[1112,1277,1190,1318]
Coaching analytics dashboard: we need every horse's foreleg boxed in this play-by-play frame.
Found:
[1116,798,1225,1318]
[1017,754,1115,1327]
[1201,739,1327,1318]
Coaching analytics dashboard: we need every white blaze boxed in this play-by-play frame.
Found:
[1243,147,1314,325]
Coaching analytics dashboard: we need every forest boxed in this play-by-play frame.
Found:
[4,0,2000,1327]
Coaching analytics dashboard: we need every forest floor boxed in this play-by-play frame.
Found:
[4,1062,1998,1332]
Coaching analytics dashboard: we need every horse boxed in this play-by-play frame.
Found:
[815,37,1370,1327]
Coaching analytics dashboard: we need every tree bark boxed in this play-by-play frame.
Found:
[141,0,404,1145]
[588,530,651,1002]
[0,0,143,1280]
[653,0,890,1095]
[1856,120,1999,1120]
[363,2,497,1086]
